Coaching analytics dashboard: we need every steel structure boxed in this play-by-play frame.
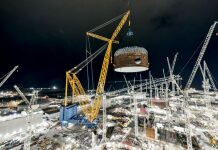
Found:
[108,75,182,96]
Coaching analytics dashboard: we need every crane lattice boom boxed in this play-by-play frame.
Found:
[185,21,218,90]
[0,66,18,88]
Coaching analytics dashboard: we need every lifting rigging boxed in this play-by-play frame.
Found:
[63,10,130,122]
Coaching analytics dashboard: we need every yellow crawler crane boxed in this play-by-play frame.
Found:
[64,10,130,122]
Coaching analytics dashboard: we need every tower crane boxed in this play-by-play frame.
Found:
[63,11,130,123]
[0,66,18,88]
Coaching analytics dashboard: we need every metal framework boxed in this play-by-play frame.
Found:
[108,75,182,96]
[64,11,130,122]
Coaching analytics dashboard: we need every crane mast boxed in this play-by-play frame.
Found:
[185,21,218,90]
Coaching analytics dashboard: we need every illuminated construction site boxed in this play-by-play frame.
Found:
[1,9,218,150]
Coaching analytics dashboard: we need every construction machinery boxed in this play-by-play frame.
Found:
[60,11,131,127]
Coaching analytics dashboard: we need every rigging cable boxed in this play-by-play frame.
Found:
[0,72,9,80]
[86,36,90,90]
[178,39,205,75]
[87,36,95,90]
[69,44,107,74]
[88,12,126,33]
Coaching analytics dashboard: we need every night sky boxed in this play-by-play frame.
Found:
[0,0,218,90]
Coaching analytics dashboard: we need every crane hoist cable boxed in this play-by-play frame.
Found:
[86,35,97,91]
[178,39,204,75]
[88,12,126,33]
[65,11,130,122]
[0,72,8,80]
[86,37,90,90]
[69,44,107,74]
[87,36,95,90]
